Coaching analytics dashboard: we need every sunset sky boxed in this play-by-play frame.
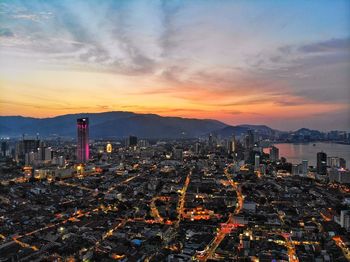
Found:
[0,0,349,131]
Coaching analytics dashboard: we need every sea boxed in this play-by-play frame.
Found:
[263,142,350,167]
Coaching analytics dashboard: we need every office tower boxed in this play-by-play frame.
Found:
[77,118,89,163]
[292,164,300,176]
[340,210,350,230]
[20,139,40,155]
[327,157,340,168]
[37,146,52,161]
[127,136,138,147]
[58,156,65,167]
[16,139,40,162]
[302,160,308,176]
[1,141,7,157]
[254,154,260,171]
[25,152,36,166]
[227,136,236,154]
[317,152,327,175]
[173,147,183,161]
[269,146,279,162]
[208,134,213,147]
[340,158,346,169]
[245,130,255,149]
[194,142,200,155]
[138,139,149,148]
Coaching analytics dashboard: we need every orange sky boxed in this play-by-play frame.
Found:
[0,0,349,130]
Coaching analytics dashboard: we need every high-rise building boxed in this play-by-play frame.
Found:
[340,210,350,230]
[269,146,279,162]
[340,158,346,169]
[1,141,7,157]
[194,142,200,155]
[245,130,255,149]
[173,147,183,161]
[254,154,260,171]
[25,151,36,166]
[127,136,138,147]
[208,134,214,147]
[37,146,52,161]
[327,157,340,168]
[16,139,40,163]
[77,118,89,163]
[292,164,300,176]
[317,152,327,175]
[227,136,236,154]
[58,156,65,167]
[302,160,308,176]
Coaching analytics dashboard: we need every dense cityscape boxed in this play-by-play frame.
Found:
[1,0,350,261]
[0,117,349,261]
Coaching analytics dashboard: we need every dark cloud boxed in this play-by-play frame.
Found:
[299,38,350,53]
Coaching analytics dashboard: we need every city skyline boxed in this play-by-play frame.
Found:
[0,0,350,131]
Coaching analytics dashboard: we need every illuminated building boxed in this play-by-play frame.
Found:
[254,154,260,171]
[77,118,89,163]
[106,142,112,153]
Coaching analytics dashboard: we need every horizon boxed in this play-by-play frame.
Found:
[0,0,350,131]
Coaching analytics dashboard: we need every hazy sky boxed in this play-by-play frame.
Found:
[0,0,349,131]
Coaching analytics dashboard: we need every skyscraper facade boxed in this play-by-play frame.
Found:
[254,154,260,171]
[269,146,279,162]
[317,152,327,175]
[77,118,89,163]
[127,136,138,147]
[302,160,308,176]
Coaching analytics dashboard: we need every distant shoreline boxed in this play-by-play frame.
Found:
[274,141,350,146]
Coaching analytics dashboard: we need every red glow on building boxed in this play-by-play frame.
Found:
[77,118,89,163]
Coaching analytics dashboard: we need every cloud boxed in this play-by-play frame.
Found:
[299,38,350,53]
[0,0,349,130]
[0,28,14,37]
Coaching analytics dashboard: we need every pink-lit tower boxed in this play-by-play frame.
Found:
[77,118,89,163]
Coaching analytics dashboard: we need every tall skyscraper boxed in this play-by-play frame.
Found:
[302,160,308,176]
[317,152,327,175]
[227,135,236,154]
[127,136,138,147]
[1,141,7,157]
[269,146,279,162]
[173,147,183,161]
[245,130,255,149]
[16,138,40,163]
[292,164,300,176]
[254,154,260,171]
[77,118,89,163]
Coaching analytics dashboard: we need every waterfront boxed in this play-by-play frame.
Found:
[264,142,350,167]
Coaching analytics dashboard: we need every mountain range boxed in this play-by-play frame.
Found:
[0,111,322,139]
